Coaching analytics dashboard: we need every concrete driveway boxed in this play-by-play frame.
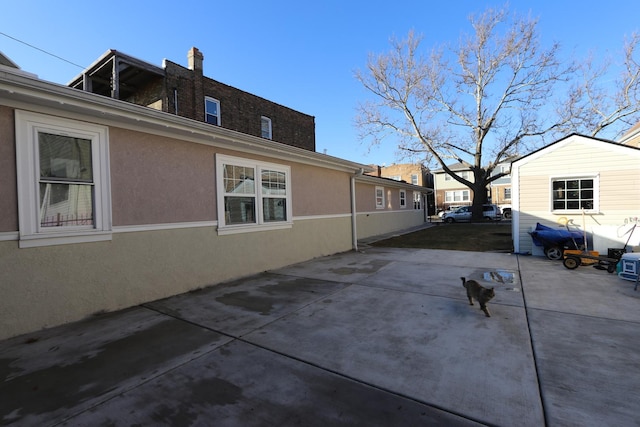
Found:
[1,247,639,426]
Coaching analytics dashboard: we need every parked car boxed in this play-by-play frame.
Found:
[437,206,464,218]
[443,204,502,223]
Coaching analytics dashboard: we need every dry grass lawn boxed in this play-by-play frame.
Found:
[371,223,513,252]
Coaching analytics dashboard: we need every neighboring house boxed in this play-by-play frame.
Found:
[489,158,517,217]
[432,162,475,211]
[511,134,640,256]
[0,55,430,339]
[617,121,640,148]
[367,163,435,215]
[68,47,315,151]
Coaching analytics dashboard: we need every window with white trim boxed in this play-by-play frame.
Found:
[504,187,511,200]
[551,176,598,212]
[216,154,292,234]
[399,190,406,208]
[413,192,422,209]
[205,96,221,125]
[15,111,112,248]
[411,174,419,185]
[261,116,272,139]
[445,190,470,203]
[375,186,385,209]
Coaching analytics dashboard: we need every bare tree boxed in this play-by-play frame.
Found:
[563,32,640,138]
[356,6,640,219]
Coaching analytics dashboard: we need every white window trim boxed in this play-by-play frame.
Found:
[216,154,292,235]
[375,186,385,209]
[205,96,221,126]
[445,189,470,203]
[413,191,422,210]
[15,111,112,248]
[261,116,272,139]
[549,174,600,214]
[504,187,511,200]
[399,189,407,208]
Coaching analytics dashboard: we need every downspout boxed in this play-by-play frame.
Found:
[173,88,178,115]
[351,168,363,251]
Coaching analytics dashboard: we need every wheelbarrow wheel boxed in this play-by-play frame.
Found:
[563,256,581,270]
[544,246,564,261]
[607,262,617,274]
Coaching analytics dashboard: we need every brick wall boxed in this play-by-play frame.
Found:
[163,59,315,151]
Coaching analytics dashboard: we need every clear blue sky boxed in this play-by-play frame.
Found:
[1,1,639,166]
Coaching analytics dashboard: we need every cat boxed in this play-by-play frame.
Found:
[461,277,495,317]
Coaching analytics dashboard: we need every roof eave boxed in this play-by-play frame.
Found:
[0,67,372,174]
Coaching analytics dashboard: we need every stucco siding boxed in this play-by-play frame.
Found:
[110,128,217,225]
[0,215,352,339]
[356,210,425,239]
[291,165,351,216]
[0,106,17,232]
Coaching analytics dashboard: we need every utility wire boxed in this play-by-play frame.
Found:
[0,31,84,69]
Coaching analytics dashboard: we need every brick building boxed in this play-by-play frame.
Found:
[68,47,315,151]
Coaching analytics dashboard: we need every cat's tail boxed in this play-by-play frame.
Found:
[460,277,466,287]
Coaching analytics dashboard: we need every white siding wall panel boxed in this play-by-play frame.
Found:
[514,136,640,254]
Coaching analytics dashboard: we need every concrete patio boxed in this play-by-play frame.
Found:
[1,246,639,426]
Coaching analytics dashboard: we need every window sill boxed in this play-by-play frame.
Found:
[19,231,112,248]
[552,210,600,216]
[217,222,293,236]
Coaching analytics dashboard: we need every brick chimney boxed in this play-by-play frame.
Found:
[188,47,203,72]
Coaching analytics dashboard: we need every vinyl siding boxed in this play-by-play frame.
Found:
[514,135,640,254]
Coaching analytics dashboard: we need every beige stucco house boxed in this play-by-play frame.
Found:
[0,64,430,339]
[511,134,640,256]
[366,163,435,215]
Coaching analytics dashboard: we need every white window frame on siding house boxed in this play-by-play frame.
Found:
[15,111,112,248]
[550,174,599,214]
[399,190,406,208]
[261,116,272,139]
[216,154,292,235]
[445,190,470,203]
[205,96,221,125]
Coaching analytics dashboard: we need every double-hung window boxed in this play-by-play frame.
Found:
[399,190,406,208]
[445,190,470,203]
[216,154,292,234]
[261,116,272,139]
[413,192,422,210]
[551,176,598,213]
[15,111,111,248]
[205,96,221,125]
[375,186,385,209]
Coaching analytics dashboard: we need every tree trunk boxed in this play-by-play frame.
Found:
[470,181,488,221]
